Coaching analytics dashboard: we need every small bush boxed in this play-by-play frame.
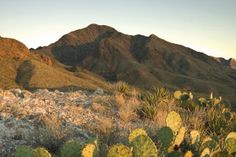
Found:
[16,60,35,88]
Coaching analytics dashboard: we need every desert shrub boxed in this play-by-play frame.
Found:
[137,87,172,119]
[113,81,129,94]
[16,60,35,88]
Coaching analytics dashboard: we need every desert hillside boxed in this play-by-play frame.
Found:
[0,37,110,91]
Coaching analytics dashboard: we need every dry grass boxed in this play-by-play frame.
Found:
[113,93,140,123]
[96,117,113,136]
[91,102,106,113]
[26,114,70,153]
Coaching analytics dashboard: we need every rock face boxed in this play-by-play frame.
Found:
[0,37,29,59]
[39,54,53,66]
[214,57,236,69]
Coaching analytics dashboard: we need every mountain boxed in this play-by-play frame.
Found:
[1,24,236,109]
[33,24,236,108]
[0,36,110,90]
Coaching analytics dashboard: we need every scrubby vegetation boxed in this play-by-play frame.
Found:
[12,86,236,157]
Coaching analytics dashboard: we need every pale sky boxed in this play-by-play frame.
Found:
[0,0,235,59]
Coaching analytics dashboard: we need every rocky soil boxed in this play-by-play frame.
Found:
[0,88,156,157]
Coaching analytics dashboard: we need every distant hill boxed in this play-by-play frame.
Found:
[0,36,110,91]
[33,24,236,109]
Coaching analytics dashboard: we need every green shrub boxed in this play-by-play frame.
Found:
[16,60,35,88]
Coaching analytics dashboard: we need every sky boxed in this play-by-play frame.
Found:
[0,0,236,59]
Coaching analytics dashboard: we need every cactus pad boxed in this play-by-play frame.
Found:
[174,91,182,100]
[184,151,193,157]
[14,146,33,157]
[166,111,182,134]
[226,132,236,140]
[167,151,182,157]
[173,127,186,146]
[131,135,158,157]
[211,151,233,157]
[32,147,51,157]
[190,130,200,145]
[82,143,99,157]
[61,140,81,157]
[200,148,210,157]
[107,144,132,157]
[128,128,148,143]
[201,137,217,150]
[156,126,173,147]
[225,138,236,154]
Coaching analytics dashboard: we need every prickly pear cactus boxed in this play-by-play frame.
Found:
[200,148,210,157]
[61,140,81,157]
[156,126,173,147]
[225,138,236,154]
[166,111,182,134]
[173,127,186,146]
[174,91,182,100]
[190,130,200,145]
[128,128,148,143]
[14,146,33,157]
[200,137,217,151]
[167,151,182,157]
[211,151,233,157]
[131,135,158,157]
[184,151,193,157]
[225,132,236,154]
[32,147,51,157]
[107,144,132,157]
[226,132,236,140]
[82,143,99,157]
[198,97,208,106]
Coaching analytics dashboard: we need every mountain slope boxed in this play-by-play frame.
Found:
[0,37,110,90]
[34,24,236,106]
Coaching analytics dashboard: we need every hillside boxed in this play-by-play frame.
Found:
[33,24,236,109]
[0,37,110,91]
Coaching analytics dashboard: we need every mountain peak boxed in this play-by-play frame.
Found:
[85,23,117,31]
[56,24,117,46]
